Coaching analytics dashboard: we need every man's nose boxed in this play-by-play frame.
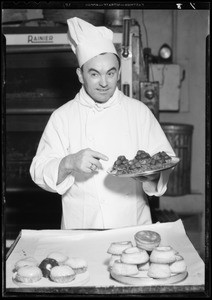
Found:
[99,75,108,87]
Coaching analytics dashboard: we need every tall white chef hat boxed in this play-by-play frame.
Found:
[67,17,118,68]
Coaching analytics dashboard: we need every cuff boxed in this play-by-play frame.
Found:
[143,168,173,197]
[43,158,75,195]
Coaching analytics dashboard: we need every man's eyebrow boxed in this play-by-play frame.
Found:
[88,68,99,73]
[88,67,117,73]
[107,67,117,73]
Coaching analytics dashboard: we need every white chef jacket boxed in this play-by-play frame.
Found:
[30,87,175,229]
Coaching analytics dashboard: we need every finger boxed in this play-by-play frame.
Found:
[90,150,109,161]
[90,158,103,170]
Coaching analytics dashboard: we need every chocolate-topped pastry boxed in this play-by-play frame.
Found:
[39,258,59,278]
[111,150,172,175]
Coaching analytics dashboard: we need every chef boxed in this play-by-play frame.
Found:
[30,17,175,229]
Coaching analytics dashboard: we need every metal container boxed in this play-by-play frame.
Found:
[161,123,194,196]
[104,10,125,26]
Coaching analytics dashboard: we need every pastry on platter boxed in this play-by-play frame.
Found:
[120,246,149,265]
[170,254,187,273]
[110,150,172,175]
[108,254,121,270]
[15,266,42,283]
[14,257,39,271]
[50,265,76,283]
[150,246,176,264]
[147,262,171,279]
[107,241,133,255]
[134,230,161,252]
[47,252,68,265]
[137,260,150,271]
[65,257,88,274]
[111,259,139,276]
[39,258,59,278]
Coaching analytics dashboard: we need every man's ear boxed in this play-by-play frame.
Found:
[117,67,121,81]
[76,68,84,84]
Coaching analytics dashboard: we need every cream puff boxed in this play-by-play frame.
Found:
[108,254,121,270]
[147,263,171,279]
[65,257,88,274]
[111,259,139,276]
[15,266,42,283]
[170,254,187,273]
[47,252,68,265]
[107,241,133,255]
[150,246,176,264]
[120,247,149,265]
[50,265,76,283]
[14,257,39,271]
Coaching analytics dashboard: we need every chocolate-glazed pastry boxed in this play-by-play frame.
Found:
[39,258,59,278]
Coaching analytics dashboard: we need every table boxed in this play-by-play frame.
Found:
[4,220,206,296]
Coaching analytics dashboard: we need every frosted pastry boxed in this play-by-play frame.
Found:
[120,247,149,265]
[138,260,150,271]
[108,254,121,270]
[65,257,88,274]
[14,257,39,271]
[111,259,139,276]
[15,266,42,283]
[147,263,171,279]
[50,265,76,283]
[134,230,161,252]
[150,246,176,264]
[107,241,133,255]
[39,258,59,278]
[47,252,68,265]
[170,254,187,273]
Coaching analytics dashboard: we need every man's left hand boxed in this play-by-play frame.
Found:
[133,172,160,182]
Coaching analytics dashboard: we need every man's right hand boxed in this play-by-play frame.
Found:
[57,148,109,185]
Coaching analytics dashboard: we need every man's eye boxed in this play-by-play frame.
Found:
[108,72,115,77]
[91,73,98,77]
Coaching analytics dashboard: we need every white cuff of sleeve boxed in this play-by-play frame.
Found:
[143,168,173,197]
[43,158,75,195]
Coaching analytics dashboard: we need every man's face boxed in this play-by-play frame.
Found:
[76,53,120,103]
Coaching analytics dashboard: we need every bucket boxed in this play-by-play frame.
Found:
[161,123,194,196]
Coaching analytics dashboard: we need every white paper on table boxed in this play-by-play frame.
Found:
[6,219,205,288]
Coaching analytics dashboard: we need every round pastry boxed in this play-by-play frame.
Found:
[14,257,39,271]
[47,252,68,265]
[138,260,150,271]
[39,258,59,278]
[134,230,161,252]
[15,266,42,283]
[108,255,121,270]
[111,259,139,276]
[107,241,133,255]
[65,257,88,274]
[150,246,176,264]
[170,254,187,273]
[147,263,171,279]
[50,265,76,283]
[120,247,149,265]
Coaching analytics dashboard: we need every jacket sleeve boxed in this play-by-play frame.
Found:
[29,111,75,195]
[140,107,176,197]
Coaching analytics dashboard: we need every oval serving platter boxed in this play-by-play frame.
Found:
[107,157,180,178]
[110,270,188,286]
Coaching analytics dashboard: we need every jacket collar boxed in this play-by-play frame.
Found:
[76,86,121,111]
